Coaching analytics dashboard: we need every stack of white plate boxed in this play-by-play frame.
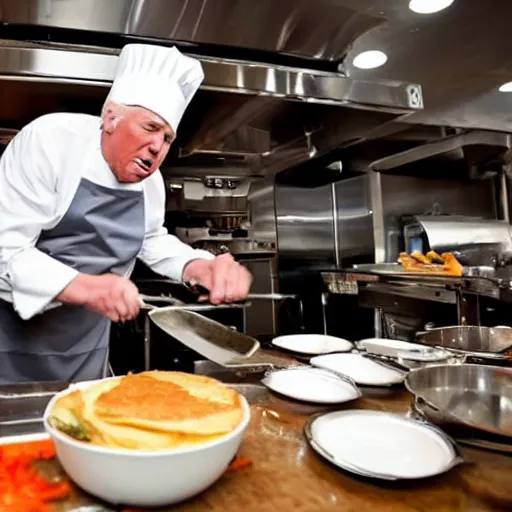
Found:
[305,410,464,480]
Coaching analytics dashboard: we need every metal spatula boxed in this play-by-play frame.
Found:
[138,292,300,369]
[146,306,260,366]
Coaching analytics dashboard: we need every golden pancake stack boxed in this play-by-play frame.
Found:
[49,371,244,451]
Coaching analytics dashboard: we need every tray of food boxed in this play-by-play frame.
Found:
[397,251,463,276]
[346,251,505,286]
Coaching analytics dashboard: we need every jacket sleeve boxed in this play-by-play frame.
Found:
[138,172,214,281]
[0,124,79,320]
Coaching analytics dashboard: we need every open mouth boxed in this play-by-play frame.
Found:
[135,157,152,174]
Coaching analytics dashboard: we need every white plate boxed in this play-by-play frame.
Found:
[358,338,428,357]
[271,334,353,355]
[305,410,462,480]
[261,368,361,404]
[358,338,450,362]
[397,348,451,362]
[310,353,405,386]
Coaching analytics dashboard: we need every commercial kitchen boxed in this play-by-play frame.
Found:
[0,1,511,511]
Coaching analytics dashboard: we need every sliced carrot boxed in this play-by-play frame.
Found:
[226,456,252,472]
[0,439,70,512]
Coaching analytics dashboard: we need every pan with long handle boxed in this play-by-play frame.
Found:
[139,294,299,369]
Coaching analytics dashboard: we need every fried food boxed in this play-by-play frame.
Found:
[410,251,432,265]
[49,371,244,451]
[440,252,464,276]
[398,251,463,276]
[426,251,444,264]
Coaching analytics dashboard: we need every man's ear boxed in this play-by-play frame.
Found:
[102,105,118,134]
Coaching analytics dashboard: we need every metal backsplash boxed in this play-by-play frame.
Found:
[248,178,278,246]
[370,173,497,263]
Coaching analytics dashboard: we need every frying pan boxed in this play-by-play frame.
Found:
[138,291,298,369]
[404,363,512,439]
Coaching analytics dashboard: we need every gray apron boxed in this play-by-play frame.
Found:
[0,176,145,384]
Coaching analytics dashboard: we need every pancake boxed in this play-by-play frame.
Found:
[94,372,242,435]
[49,371,244,451]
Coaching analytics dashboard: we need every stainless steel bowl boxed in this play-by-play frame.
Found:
[405,363,512,438]
[415,325,512,358]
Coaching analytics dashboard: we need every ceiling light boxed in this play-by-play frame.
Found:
[352,50,387,70]
[499,82,512,92]
[409,0,455,14]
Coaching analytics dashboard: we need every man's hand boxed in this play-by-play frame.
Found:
[183,254,252,305]
[57,273,140,323]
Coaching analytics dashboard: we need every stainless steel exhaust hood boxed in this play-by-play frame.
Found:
[0,0,424,178]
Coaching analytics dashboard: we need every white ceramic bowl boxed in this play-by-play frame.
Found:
[43,377,251,508]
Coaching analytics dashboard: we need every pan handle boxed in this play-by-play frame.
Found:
[186,282,296,303]
[139,294,183,307]
[139,294,250,312]
[416,395,443,414]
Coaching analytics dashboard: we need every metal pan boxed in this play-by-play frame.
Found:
[415,325,512,360]
[139,287,301,369]
[405,364,512,439]
[144,302,301,370]
[410,396,512,454]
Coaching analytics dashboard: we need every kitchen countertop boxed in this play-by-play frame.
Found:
[27,382,512,511]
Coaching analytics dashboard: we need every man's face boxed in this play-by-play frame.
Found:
[102,105,175,183]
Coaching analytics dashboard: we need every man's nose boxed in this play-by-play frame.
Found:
[149,134,165,155]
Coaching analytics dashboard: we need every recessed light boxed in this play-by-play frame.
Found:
[409,0,455,14]
[352,50,388,70]
[499,82,512,92]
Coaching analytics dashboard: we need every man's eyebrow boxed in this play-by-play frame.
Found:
[144,118,165,127]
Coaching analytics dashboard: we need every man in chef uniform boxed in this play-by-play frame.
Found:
[0,43,252,383]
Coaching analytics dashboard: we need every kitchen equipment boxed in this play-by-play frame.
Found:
[310,353,406,387]
[415,325,512,359]
[359,353,412,373]
[358,337,425,356]
[304,409,464,481]
[43,378,251,507]
[139,294,249,312]
[0,381,68,438]
[404,364,512,438]
[402,215,512,267]
[409,396,512,454]
[146,306,260,367]
[271,334,353,356]
[140,292,302,369]
[261,367,361,404]
[181,282,296,305]
[357,337,450,362]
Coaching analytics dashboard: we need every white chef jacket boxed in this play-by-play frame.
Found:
[0,112,214,321]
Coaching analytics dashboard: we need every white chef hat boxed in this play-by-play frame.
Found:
[105,43,204,131]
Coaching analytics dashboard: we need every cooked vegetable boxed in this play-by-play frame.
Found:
[0,439,71,512]
[426,250,444,264]
[49,414,91,442]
